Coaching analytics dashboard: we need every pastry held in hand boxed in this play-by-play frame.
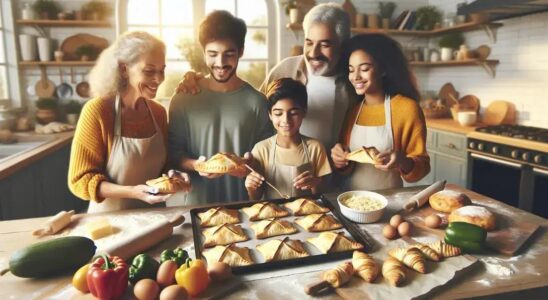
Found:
[382,257,406,287]
[283,198,329,216]
[426,240,461,258]
[346,146,381,164]
[295,213,343,232]
[202,244,254,267]
[194,152,246,174]
[242,202,289,221]
[388,247,426,273]
[352,251,379,282]
[146,174,188,194]
[202,223,249,247]
[307,231,363,254]
[198,207,240,227]
[256,237,309,262]
[250,218,297,239]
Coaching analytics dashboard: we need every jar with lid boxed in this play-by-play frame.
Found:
[22,3,34,20]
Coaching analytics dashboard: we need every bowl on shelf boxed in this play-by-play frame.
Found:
[337,191,388,223]
[457,111,477,126]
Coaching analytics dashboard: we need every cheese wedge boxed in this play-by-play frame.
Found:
[87,218,113,240]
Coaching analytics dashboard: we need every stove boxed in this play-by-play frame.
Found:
[476,125,548,143]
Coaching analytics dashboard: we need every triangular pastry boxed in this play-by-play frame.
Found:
[242,202,289,221]
[250,218,297,239]
[202,244,254,267]
[307,231,363,254]
[346,146,381,164]
[256,237,309,262]
[283,198,329,216]
[295,213,343,232]
[388,247,426,273]
[194,152,246,174]
[198,207,240,227]
[426,240,461,258]
[202,223,249,247]
[146,174,189,194]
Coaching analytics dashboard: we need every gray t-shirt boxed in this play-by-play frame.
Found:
[168,82,272,205]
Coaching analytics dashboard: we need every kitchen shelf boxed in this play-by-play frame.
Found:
[16,19,111,27]
[19,61,96,67]
[410,59,499,77]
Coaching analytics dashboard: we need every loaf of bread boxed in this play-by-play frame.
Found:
[448,205,496,231]
[429,190,471,213]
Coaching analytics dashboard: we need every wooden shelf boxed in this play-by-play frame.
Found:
[410,59,500,77]
[16,19,111,27]
[19,61,96,67]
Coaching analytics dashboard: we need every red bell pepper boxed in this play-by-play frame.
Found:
[86,254,129,300]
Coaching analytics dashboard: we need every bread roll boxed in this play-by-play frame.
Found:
[429,190,471,213]
[448,205,496,231]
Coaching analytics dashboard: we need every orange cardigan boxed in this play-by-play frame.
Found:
[68,97,168,202]
[339,94,430,182]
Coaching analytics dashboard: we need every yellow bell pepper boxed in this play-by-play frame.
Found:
[72,263,90,293]
[175,258,209,296]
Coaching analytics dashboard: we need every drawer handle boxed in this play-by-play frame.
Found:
[446,143,457,149]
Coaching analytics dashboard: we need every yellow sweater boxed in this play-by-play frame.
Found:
[68,97,168,202]
[339,94,430,182]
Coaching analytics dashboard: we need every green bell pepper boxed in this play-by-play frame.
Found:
[160,248,189,267]
[444,222,487,253]
[128,253,159,284]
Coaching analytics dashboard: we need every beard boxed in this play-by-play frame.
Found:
[209,65,237,83]
[305,55,331,76]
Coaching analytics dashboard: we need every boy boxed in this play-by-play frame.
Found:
[245,78,332,200]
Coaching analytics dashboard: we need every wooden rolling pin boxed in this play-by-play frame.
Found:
[32,210,75,237]
[101,214,185,260]
[402,180,446,213]
[305,262,354,295]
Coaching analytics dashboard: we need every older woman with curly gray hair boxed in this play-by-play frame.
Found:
[68,31,190,213]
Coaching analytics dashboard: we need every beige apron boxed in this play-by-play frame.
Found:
[265,135,313,199]
[347,95,403,190]
[88,95,166,213]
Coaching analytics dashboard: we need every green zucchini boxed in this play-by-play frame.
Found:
[7,236,96,278]
[444,235,484,253]
[446,222,487,243]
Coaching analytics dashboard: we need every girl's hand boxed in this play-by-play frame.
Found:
[331,143,350,169]
[245,171,264,193]
[293,171,320,190]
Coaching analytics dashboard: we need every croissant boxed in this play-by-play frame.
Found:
[323,262,354,288]
[413,244,441,261]
[382,257,406,287]
[284,198,329,216]
[426,240,461,258]
[242,202,289,221]
[198,207,240,227]
[388,247,426,273]
[352,251,379,283]
[295,213,342,232]
[202,223,249,247]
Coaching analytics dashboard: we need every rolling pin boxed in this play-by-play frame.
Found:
[402,180,446,213]
[305,262,354,295]
[32,210,75,237]
[101,214,185,260]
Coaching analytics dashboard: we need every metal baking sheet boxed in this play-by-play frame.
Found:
[190,194,371,275]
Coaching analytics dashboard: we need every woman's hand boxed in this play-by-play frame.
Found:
[176,71,204,95]
[245,171,264,194]
[331,143,350,169]
[167,169,192,193]
[375,150,413,174]
[294,171,321,191]
[132,185,171,204]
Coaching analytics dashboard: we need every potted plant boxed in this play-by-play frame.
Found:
[65,100,82,125]
[75,44,97,61]
[177,38,209,74]
[415,6,442,30]
[378,2,396,29]
[281,0,300,24]
[438,32,465,61]
[82,0,112,21]
[32,0,61,20]
[35,97,58,124]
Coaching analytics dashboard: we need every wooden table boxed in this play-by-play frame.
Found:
[0,185,546,299]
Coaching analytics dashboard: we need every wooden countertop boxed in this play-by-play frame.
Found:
[0,185,546,299]
[426,118,483,135]
[0,131,74,180]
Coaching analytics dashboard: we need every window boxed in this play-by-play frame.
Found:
[120,0,273,99]
[0,2,9,102]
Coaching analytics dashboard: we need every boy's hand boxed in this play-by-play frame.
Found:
[245,171,264,193]
[331,143,350,169]
[293,171,320,190]
[194,156,223,179]
[176,71,204,95]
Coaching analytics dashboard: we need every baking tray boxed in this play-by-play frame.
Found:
[190,194,371,275]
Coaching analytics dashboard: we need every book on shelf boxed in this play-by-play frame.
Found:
[404,11,417,30]
[391,10,409,29]
[398,10,413,30]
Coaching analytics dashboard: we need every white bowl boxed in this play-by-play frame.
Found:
[337,191,388,223]
[457,111,477,126]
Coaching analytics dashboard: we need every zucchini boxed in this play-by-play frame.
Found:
[445,222,487,243]
[7,236,96,278]
[444,235,484,253]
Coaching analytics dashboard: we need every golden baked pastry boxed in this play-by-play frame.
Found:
[202,244,254,267]
[295,213,343,232]
[256,237,309,262]
[412,244,441,262]
[426,240,461,258]
[242,202,289,221]
[352,251,379,283]
[283,198,329,216]
[146,175,188,194]
[202,223,249,247]
[194,152,246,174]
[307,231,363,254]
[429,190,472,213]
[250,218,297,239]
[346,146,381,164]
[198,207,240,227]
[382,257,406,287]
[388,247,426,273]
[448,205,496,231]
[323,262,354,288]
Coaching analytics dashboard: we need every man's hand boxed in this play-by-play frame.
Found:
[176,71,204,95]
[167,169,192,193]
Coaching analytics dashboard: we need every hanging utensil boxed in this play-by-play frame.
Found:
[75,72,90,98]
[55,68,73,100]
[244,164,290,199]
[35,66,55,98]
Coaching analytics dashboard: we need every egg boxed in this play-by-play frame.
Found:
[159,285,188,300]
[157,260,178,287]
[382,224,398,239]
[207,261,232,282]
[390,214,403,227]
[133,279,160,300]
[397,221,411,236]
[425,214,442,228]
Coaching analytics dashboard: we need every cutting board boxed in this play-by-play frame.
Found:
[405,202,539,256]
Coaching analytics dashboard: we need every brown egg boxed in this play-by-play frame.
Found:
[425,214,442,228]
[383,224,398,239]
[397,221,411,236]
[157,260,178,287]
[390,214,403,227]
[159,285,188,300]
[207,261,232,282]
[134,279,160,300]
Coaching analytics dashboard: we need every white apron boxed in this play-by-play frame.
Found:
[265,135,313,199]
[88,95,166,213]
[347,95,403,190]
